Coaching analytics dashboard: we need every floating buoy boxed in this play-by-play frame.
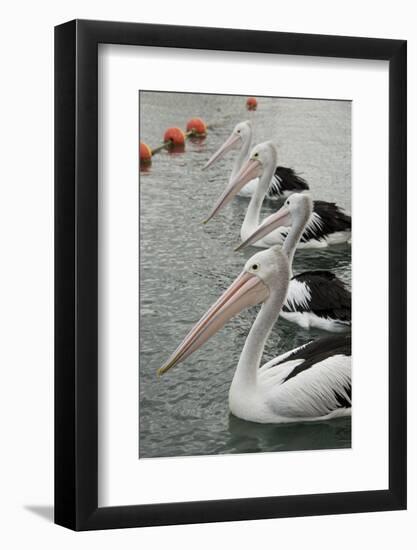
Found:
[139,141,152,165]
[141,117,213,169]
[186,117,207,136]
[163,127,185,147]
[246,97,258,111]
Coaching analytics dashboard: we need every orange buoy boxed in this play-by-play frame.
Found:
[139,141,152,165]
[246,97,258,111]
[164,127,185,147]
[186,118,207,136]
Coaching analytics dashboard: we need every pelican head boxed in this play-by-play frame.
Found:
[202,120,252,170]
[157,246,289,376]
[203,141,278,223]
[236,193,313,251]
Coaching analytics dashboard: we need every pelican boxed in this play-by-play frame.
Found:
[158,247,351,424]
[203,121,309,199]
[205,141,351,248]
[237,193,351,332]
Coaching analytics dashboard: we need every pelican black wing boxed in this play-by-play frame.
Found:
[300,200,351,243]
[267,166,309,198]
[283,270,351,322]
[281,334,352,384]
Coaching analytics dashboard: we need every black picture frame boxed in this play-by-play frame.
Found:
[55,19,407,531]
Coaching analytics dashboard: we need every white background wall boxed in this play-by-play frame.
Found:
[0,1,415,548]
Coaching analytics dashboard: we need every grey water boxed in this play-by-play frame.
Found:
[139,91,351,458]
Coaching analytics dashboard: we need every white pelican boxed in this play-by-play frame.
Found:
[203,121,309,199]
[158,247,351,424]
[205,141,351,248]
[237,193,351,332]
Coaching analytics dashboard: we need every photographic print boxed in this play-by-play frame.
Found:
[139,91,351,459]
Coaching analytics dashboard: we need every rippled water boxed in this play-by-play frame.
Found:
[139,92,351,458]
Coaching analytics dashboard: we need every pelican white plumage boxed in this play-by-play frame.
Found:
[158,247,351,423]
[203,120,309,199]
[205,141,351,248]
[237,193,351,332]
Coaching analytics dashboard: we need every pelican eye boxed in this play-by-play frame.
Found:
[252,263,260,271]
[237,129,241,134]
[254,152,259,158]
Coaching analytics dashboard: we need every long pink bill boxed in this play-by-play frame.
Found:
[202,132,241,171]
[203,158,262,224]
[235,205,292,251]
[157,271,269,376]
